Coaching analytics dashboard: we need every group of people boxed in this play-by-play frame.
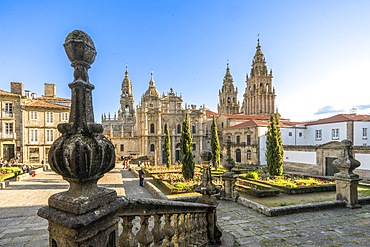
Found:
[22,164,35,175]
[0,157,16,167]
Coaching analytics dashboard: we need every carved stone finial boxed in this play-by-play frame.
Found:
[333,139,361,179]
[196,150,218,197]
[47,30,115,214]
[223,137,235,173]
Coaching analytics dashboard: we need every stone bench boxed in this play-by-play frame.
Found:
[16,167,44,181]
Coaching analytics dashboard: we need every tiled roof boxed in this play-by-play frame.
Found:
[304,114,370,126]
[205,109,219,117]
[221,113,289,121]
[26,99,70,109]
[37,96,71,102]
[0,89,19,97]
[226,119,293,130]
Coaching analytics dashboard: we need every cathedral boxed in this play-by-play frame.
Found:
[102,39,276,165]
[218,39,275,116]
[102,70,207,165]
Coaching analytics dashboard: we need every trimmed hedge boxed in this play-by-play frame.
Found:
[239,176,336,194]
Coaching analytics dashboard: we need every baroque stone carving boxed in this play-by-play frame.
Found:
[48,30,116,213]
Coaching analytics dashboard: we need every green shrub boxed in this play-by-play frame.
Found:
[246,171,258,180]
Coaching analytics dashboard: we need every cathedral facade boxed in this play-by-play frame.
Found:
[102,39,276,166]
[102,69,207,165]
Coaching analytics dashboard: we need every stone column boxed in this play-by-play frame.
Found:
[221,137,237,199]
[333,139,361,209]
[38,30,126,247]
[195,150,222,245]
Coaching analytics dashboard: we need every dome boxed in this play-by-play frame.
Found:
[144,72,160,98]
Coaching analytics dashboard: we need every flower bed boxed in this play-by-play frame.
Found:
[239,175,335,194]
[235,178,280,198]
[151,172,223,194]
[0,167,23,182]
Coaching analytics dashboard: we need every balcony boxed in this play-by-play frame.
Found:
[0,132,16,140]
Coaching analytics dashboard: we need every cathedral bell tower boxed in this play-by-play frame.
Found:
[218,63,240,114]
[119,66,136,136]
[242,39,275,115]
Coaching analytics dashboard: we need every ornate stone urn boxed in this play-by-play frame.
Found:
[332,139,361,208]
[47,30,116,214]
[222,137,235,173]
[333,139,360,179]
[38,30,124,247]
[195,150,219,197]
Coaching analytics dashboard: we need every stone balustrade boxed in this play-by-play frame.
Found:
[118,197,219,247]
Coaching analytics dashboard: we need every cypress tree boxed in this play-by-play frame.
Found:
[266,113,284,176]
[211,115,221,170]
[180,112,194,179]
[164,124,171,168]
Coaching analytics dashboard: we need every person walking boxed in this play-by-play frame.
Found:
[138,165,145,187]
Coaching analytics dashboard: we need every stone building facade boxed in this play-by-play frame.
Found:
[0,82,70,163]
[102,70,208,165]
[0,84,21,161]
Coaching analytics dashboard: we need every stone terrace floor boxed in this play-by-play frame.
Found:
[1,167,370,246]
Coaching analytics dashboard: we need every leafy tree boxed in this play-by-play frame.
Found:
[180,112,194,179]
[266,113,284,176]
[211,115,221,170]
[164,124,171,168]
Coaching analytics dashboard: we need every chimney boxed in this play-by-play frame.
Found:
[10,82,24,96]
[44,83,56,97]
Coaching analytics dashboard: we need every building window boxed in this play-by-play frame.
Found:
[4,103,13,117]
[221,122,224,129]
[5,123,13,137]
[46,129,54,143]
[236,149,241,163]
[120,144,124,152]
[315,130,322,140]
[332,128,339,140]
[150,123,155,134]
[192,124,196,134]
[177,124,181,134]
[362,128,368,140]
[150,144,155,152]
[46,112,54,124]
[30,129,38,143]
[29,148,40,163]
[61,112,68,121]
[30,111,37,120]
[192,143,196,151]
[247,150,252,160]
[236,135,240,144]
[299,132,303,137]
[246,135,251,145]
[288,132,292,137]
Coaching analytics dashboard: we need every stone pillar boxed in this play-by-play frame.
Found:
[38,30,125,247]
[195,150,222,245]
[221,137,236,199]
[333,139,361,209]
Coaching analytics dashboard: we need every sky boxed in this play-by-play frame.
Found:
[1,0,370,122]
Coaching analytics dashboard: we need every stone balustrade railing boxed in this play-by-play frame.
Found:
[118,197,219,247]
